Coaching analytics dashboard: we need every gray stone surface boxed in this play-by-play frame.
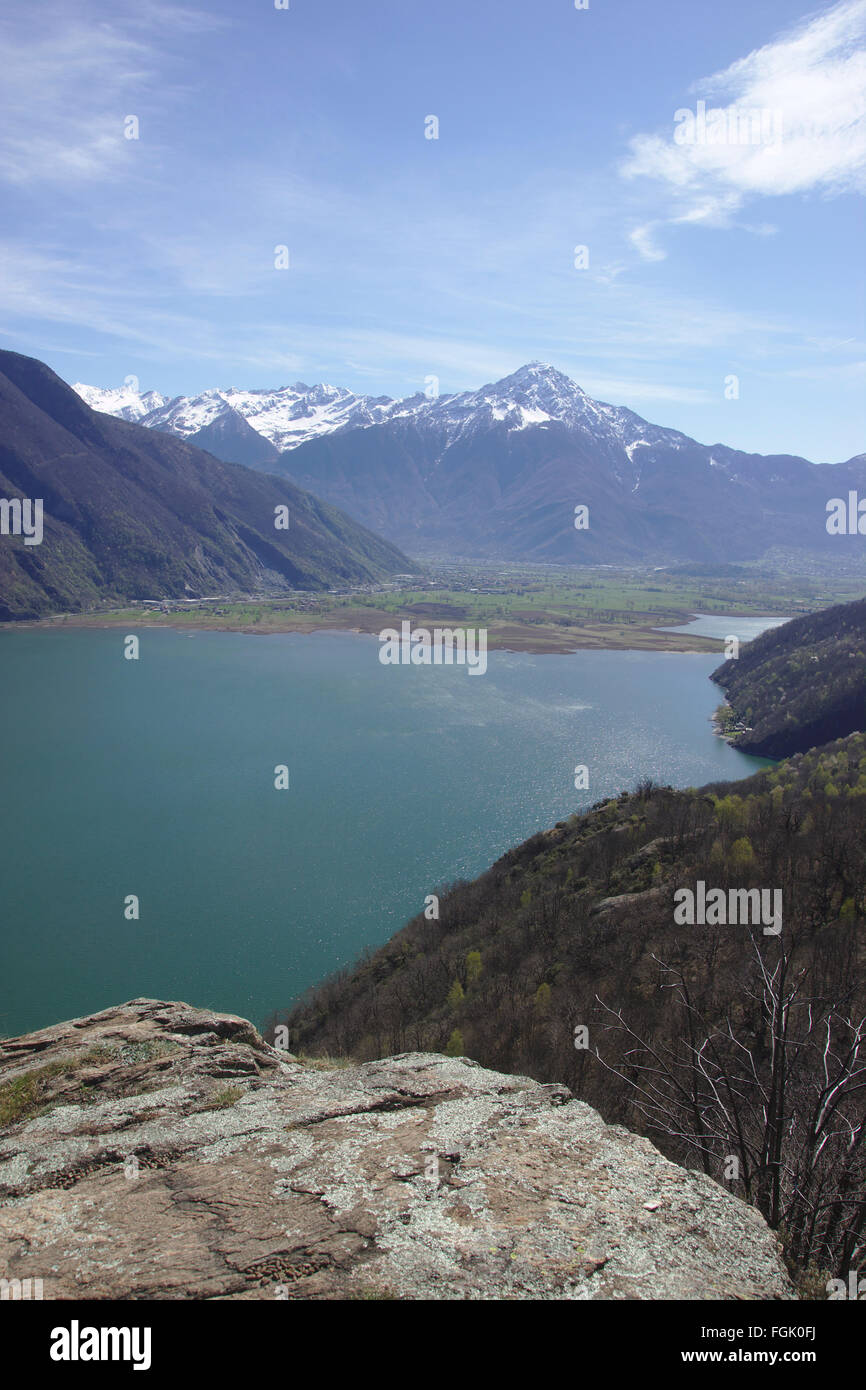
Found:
[0,999,793,1300]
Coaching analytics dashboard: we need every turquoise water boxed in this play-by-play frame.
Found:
[0,628,768,1038]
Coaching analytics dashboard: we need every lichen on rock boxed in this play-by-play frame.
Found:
[0,999,793,1300]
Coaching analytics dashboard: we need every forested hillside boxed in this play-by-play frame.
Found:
[279,735,866,1279]
[712,597,866,758]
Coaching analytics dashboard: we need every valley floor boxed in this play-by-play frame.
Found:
[13,606,724,653]
[8,563,861,653]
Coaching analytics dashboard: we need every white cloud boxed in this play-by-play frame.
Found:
[621,0,866,253]
[0,3,224,186]
[629,224,667,262]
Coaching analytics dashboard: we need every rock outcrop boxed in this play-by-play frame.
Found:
[0,1000,793,1300]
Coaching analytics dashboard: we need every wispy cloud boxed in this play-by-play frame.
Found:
[622,0,866,255]
[0,2,224,186]
[628,224,667,263]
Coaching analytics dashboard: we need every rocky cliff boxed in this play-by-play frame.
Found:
[0,1000,792,1300]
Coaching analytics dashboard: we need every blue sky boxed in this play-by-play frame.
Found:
[1,0,864,460]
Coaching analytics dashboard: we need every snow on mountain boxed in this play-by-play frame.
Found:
[387,362,608,443]
[67,362,863,565]
[381,362,696,493]
[147,384,398,452]
[71,362,687,463]
[73,382,167,423]
[73,380,399,453]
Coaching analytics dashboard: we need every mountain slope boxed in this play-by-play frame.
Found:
[77,363,866,564]
[712,596,866,758]
[278,365,866,561]
[0,352,412,620]
[282,733,866,1075]
[280,731,866,1277]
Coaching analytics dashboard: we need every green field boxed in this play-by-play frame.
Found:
[20,562,864,654]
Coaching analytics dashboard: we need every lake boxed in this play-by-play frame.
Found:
[0,627,771,1038]
[656,612,787,641]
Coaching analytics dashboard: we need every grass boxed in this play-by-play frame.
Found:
[204,1085,245,1110]
[0,1045,117,1125]
[294,1053,355,1071]
[0,1072,43,1126]
[21,563,863,654]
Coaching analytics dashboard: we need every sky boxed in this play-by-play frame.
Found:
[0,0,864,461]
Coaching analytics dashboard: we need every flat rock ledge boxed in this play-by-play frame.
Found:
[0,1000,793,1301]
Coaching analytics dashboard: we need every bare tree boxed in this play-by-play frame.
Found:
[593,934,866,1279]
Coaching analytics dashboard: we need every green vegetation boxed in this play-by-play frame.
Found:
[294,1053,355,1071]
[0,1045,117,1125]
[368,561,862,627]
[465,950,482,984]
[713,597,865,757]
[446,979,464,1008]
[24,563,864,656]
[280,733,866,1279]
[205,1085,245,1109]
[0,1071,43,1126]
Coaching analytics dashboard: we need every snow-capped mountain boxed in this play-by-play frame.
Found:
[73,379,398,457]
[74,382,168,424]
[267,362,864,563]
[390,362,661,442]
[146,382,399,452]
[73,361,684,467]
[383,363,693,492]
[72,363,864,564]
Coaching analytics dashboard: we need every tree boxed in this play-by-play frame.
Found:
[593,939,866,1280]
[466,950,482,985]
[534,982,552,1016]
[445,1028,465,1057]
[729,835,755,871]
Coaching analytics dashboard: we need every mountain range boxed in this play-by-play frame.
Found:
[74,378,396,463]
[76,363,866,564]
[0,352,411,621]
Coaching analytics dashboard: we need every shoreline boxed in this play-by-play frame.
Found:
[0,609,728,656]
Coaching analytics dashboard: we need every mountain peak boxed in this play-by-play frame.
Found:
[519,359,560,374]
[505,360,576,384]
[490,361,588,402]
